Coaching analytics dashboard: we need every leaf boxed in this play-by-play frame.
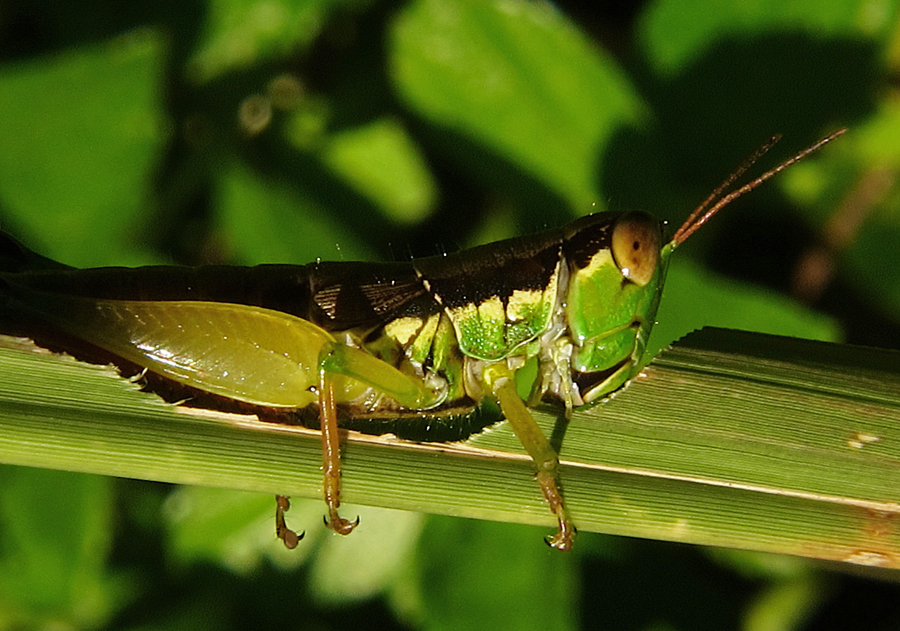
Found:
[390,0,645,213]
[216,159,376,264]
[415,517,578,631]
[0,467,131,627]
[185,0,351,82]
[0,329,897,570]
[637,0,894,76]
[0,32,166,267]
[320,118,438,225]
[646,256,841,359]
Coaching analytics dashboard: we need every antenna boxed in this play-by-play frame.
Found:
[671,128,847,247]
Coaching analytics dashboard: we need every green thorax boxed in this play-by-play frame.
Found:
[366,211,674,410]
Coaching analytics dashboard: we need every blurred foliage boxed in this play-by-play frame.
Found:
[0,0,899,629]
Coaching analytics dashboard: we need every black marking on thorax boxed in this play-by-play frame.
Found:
[561,212,617,270]
[411,229,567,310]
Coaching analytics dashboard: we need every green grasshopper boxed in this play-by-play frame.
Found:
[0,130,843,551]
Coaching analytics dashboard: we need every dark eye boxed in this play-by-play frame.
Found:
[611,212,661,286]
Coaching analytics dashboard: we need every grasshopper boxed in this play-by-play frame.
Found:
[0,130,843,550]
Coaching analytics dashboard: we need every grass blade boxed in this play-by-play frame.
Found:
[0,330,897,569]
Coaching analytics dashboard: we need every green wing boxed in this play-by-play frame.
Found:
[4,282,333,408]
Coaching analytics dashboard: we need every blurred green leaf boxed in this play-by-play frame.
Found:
[845,213,900,317]
[186,0,361,82]
[743,574,827,631]
[165,486,314,573]
[0,31,166,267]
[309,505,424,604]
[637,0,897,76]
[415,518,578,631]
[647,257,841,359]
[0,467,132,628]
[391,0,645,214]
[216,159,375,263]
[321,118,438,225]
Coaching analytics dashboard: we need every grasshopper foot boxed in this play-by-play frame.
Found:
[325,511,360,536]
[536,471,576,551]
[544,518,577,551]
[275,495,305,549]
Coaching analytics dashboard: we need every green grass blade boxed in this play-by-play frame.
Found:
[0,330,897,569]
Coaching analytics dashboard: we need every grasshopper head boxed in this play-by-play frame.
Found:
[563,129,845,404]
[562,211,669,404]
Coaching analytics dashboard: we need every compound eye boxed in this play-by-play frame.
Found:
[611,212,661,286]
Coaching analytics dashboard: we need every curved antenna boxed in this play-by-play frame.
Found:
[671,128,847,247]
